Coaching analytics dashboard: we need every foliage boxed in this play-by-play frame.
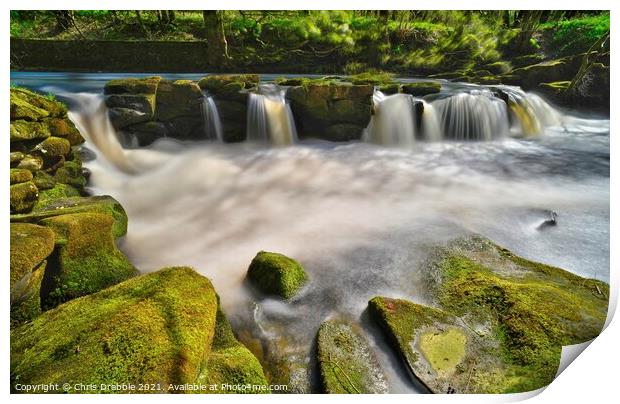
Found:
[541,12,610,56]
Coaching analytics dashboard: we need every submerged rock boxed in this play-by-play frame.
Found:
[316,319,388,394]
[369,235,609,393]
[40,212,137,307]
[247,251,309,299]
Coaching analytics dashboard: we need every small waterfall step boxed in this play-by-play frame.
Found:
[247,84,297,146]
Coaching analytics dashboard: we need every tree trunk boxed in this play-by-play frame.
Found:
[203,10,230,66]
[54,11,74,32]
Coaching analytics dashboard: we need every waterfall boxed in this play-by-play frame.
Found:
[431,90,510,141]
[246,84,297,146]
[201,93,223,142]
[363,91,417,146]
[419,100,442,142]
[64,92,138,174]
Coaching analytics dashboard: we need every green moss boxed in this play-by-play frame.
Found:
[35,183,81,209]
[316,319,387,394]
[418,328,467,374]
[348,71,394,85]
[247,251,309,299]
[198,74,259,94]
[401,81,441,96]
[10,151,25,165]
[10,181,39,214]
[11,261,46,327]
[103,76,161,95]
[12,195,129,239]
[10,120,51,142]
[40,212,137,307]
[34,136,71,157]
[198,301,269,393]
[11,267,220,392]
[428,235,608,392]
[54,160,87,189]
[42,118,85,146]
[377,83,401,94]
[10,223,55,286]
[10,168,33,185]
[11,87,67,118]
[32,170,57,190]
[16,154,43,171]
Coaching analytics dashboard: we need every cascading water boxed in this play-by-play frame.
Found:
[201,92,223,142]
[363,91,417,147]
[433,90,510,141]
[246,84,297,146]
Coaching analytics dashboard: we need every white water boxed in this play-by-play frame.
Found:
[247,84,297,146]
[363,91,417,146]
[201,93,223,142]
[58,87,609,393]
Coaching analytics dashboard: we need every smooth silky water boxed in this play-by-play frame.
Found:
[12,72,610,393]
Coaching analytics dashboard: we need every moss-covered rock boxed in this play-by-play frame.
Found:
[317,319,388,394]
[12,195,129,239]
[10,223,55,287]
[107,107,152,129]
[103,76,161,95]
[10,151,25,166]
[401,81,442,97]
[32,170,57,190]
[33,136,71,158]
[377,83,401,94]
[247,251,309,299]
[54,160,87,190]
[287,82,373,141]
[42,117,85,146]
[370,235,609,393]
[10,181,39,214]
[198,301,270,393]
[10,120,51,142]
[16,154,43,171]
[155,79,203,122]
[10,168,33,185]
[10,267,221,392]
[11,87,67,118]
[39,212,137,307]
[198,74,259,99]
[348,71,394,85]
[10,223,56,326]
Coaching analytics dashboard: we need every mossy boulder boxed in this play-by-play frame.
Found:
[42,117,85,146]
[11,87,67,118]
[155,79,203,122]
[509,55,584,90]
[10,168,33,185]
[10,120,51,142]
[247,251,308,299]
[10,181,39,214]
[10,223,56,326]
[197,301,270,393]
[401,81,442,97]
[54,160,87,190]
[104,76,161,95]
[39,212,137,307]
[378,83,401,94]
[370,235,609,393]
[107,107,152,129]
[33,136,71,158]
[287,82,373,141]
[316,319,388,394]
[12,195,129,239]
[198,74,259,98]
[10,151,25,166]
[32,170,57,190]
[11,267,219,392]
[16,154,43,172]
